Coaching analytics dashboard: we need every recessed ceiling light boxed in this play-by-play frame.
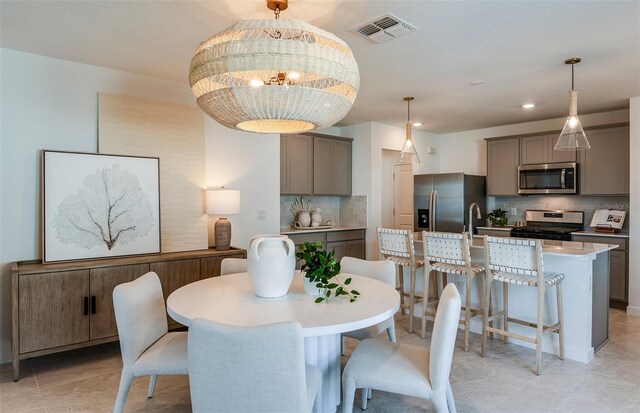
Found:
[413,122,422,127]
[522,103,536,109]
[470,80,485,86]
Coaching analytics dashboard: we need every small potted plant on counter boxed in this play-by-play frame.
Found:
[487,208,509,227]
[295,241,360,303]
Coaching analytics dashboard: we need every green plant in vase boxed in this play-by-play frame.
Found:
[295,241,360,303]
[487,208,508,227]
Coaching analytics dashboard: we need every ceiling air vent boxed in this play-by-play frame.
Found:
[352,13,417,43]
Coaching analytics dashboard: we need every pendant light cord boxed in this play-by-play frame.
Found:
[571,63,575,90]
[407,99,411,122]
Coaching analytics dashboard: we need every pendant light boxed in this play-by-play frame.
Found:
[189,0,360,134]
[399,97,421,164]
[554,57,591,151]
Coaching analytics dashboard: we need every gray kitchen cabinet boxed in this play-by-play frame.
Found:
[288,229,366,268]
[280,134,313,195]
[326,230,365,261]
[572,233,628,306]
[548,135,577,163]
[486,138,519,196]
[313,136,352,196]
[281,134,352,195]
[578,126,629,195]
[520,134,576,165]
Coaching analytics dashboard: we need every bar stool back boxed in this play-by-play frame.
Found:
[481,236,565,375]
[377,228,424,334]
[422,231,484,350]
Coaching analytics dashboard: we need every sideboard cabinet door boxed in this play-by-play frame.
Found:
[150,259,200,327]
[19,270,90,353]
[89,263,150,340]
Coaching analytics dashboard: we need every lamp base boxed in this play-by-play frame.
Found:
[214,217,231,251]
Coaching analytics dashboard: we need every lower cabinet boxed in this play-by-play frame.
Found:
[288,229,366,268]
[12,248,246,381]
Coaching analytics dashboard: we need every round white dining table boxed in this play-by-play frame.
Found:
[167,270,400,413]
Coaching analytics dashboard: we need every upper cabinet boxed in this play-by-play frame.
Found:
[579,126,629,196]
[313,136,352,195]
[520,134,576,165]
[280,134,314,195]
[281,134,352,196]
[486,124,629,197]
[486,138,519,196]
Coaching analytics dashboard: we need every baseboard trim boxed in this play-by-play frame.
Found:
[626,305,640,317]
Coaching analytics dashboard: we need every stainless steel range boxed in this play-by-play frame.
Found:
[510,210,584,241]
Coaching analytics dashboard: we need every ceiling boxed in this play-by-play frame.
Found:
[1,1,639,133]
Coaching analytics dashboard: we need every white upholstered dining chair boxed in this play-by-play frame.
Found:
[341,257,397,346]
[112,271,188,413]
[188,318,321,413]
[342,283,461,413]
[220,257,247,275]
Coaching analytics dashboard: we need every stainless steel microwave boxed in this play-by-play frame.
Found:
[518,162,577,195]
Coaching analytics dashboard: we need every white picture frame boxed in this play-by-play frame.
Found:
[42,150,161,263]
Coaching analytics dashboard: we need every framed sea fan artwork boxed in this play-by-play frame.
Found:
[42,150,160,262]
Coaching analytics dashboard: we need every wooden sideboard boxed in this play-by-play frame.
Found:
[11,247,246,380]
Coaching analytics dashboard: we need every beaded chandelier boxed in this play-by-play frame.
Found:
[189,0,360,134]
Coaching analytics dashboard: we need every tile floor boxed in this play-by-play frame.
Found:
[1,309,639,412]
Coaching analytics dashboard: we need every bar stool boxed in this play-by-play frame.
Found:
[421,231,485,351]
[377,228,424,334]
[481,236,565,375]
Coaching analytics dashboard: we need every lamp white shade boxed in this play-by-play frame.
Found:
[206,189,240,215]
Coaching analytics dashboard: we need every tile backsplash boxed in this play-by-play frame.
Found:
[280,195,367,228]
[488,196,630,229]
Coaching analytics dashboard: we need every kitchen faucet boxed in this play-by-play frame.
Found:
[467,203,482,234]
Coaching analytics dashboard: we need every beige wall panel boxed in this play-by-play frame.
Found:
[98,93,207,252]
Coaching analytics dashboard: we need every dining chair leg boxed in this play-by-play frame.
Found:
[503,282,509,344]
[463,272,471,352]
[556,281,565,360]
[114,370,134,413]
[421,269,430,339]
[409,265,417,334]
[147,374,158,398]
[432,391,448,413]
[535,283,545,375]
[341,377,356,413]
[481,275,492,358]
[341,335,346,356]
[446,381,457,413]
[361,388,368,410]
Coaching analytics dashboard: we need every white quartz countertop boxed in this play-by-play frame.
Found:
[572,229,629,239]
[280,226,367,235]
[470,236,617,257]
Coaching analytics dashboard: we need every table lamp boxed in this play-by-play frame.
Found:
[207,188,240,251]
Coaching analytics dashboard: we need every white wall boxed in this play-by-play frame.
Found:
[0,49,280,363]
[628,96,640,316]
[438,109,630,175]
[340,122,439,258]
[204,119,280,248]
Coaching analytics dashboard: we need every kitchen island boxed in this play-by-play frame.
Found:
[413,236,616,363]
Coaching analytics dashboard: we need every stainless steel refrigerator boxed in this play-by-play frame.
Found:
[414,173,486,233]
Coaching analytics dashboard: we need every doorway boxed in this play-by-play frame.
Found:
[381,149,414,230]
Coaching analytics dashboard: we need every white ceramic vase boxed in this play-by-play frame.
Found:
[297,211,311,227]
[303,274,325,296]
[247,235,296,298]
